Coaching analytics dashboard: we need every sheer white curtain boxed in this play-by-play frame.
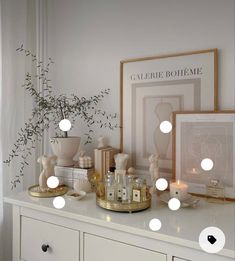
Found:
[0,2,3,260]
[0,0,37,260]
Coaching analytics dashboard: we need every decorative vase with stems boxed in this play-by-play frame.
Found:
[4,44,118,188]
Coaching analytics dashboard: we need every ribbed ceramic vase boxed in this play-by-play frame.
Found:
[50,137,81,166]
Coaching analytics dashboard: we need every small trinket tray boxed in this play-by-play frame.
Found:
[28,184,68,198]
[66,190,87,201]
[159,192,200,208]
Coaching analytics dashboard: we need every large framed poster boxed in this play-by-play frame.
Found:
[173,111,235,200]
[120,49,218,178]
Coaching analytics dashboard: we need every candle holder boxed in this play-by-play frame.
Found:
[169,180,189,201]
[159,192,200,208]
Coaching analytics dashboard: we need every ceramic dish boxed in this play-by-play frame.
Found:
[66,190,86,200]
[28,184,68,198]
[159,192,200,208]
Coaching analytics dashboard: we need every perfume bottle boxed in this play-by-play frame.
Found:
[122,175,128,203]
[116,173,123,202]
[106,170,114,183]
[132,178,143,202]
[126,174,134,203]
[142,179,147,201]
[105,178,115,201]
[206,179,225,201]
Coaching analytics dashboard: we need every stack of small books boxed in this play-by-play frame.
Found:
[94,147,120,181]
[55,165,94,188]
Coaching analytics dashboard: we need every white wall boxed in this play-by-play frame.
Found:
[1,0,36,260]
[0,2,3,260]
[46,0,235,154]
[0,1,234,259]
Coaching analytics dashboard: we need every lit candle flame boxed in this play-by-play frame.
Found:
[177,180,180,185]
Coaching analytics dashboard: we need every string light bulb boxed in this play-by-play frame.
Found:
[59,119,71,132]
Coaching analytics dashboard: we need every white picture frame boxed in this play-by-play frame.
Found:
[120,49,218,178]
[173,111,235,200]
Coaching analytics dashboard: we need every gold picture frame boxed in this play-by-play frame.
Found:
[172,111,235,201]
[120,49,218,178]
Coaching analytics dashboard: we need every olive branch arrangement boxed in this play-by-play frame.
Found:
[4,44,118,188]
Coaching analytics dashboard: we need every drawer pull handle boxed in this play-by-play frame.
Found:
[41,244,49,252]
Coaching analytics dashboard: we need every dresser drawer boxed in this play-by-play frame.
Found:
[84,233,166,261]
[172,256,190,261]
[21,216,79,261]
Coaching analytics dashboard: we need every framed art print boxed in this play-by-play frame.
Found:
[120,49,218,178]
[173,111,235,200]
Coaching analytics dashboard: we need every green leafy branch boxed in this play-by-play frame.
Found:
[4,45,118,188]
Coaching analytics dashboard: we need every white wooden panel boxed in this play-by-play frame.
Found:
[12,206,21,261]
[21,216,79,261]
[173,257,190,261]
[84,233,166,261]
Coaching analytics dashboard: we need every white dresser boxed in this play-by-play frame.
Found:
[4,192,235,261]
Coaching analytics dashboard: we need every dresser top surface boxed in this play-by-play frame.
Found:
[4,191,235,257]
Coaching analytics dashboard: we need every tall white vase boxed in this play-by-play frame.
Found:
[50,137,81,166]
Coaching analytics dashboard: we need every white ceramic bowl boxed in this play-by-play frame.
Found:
[66,190,86,201]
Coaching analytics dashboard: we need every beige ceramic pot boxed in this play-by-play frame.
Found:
[50,137,81,166]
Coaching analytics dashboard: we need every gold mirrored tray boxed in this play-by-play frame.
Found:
[96,194,151,213]
[28,184,68,198]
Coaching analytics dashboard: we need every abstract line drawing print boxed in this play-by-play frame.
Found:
[130,79,201,173]
[181,122,233,187]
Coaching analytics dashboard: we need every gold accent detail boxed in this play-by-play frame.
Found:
[28,184,68,198]
[96,194,151,213]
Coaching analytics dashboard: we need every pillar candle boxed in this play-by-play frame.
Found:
[170,180,188,201]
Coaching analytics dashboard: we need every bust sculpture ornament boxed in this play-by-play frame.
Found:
[114,153,129,170]
[37,155,57,191]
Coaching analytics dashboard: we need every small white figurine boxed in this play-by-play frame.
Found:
[114,153,129,170]
[149,154,159,185]
[37,155,57,191]
[97,136,108,149]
